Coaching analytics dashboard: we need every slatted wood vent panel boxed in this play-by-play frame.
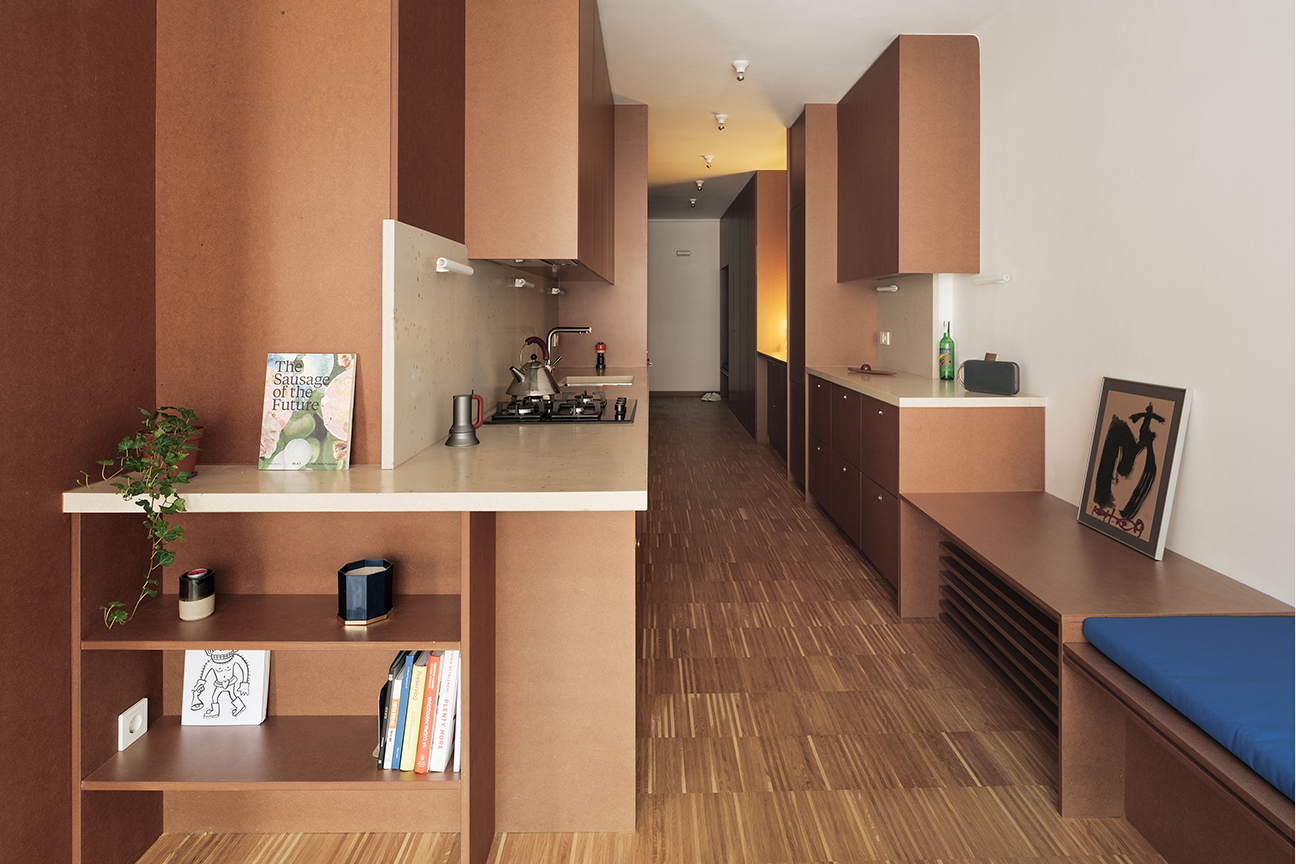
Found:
[938,540,1061,733]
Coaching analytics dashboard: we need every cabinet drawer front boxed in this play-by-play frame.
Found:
[830,384,862,468]
[789,381,806,487]
[861,395,899,493]
[808,434,832,506]
[808,376,831,443]
[861,474,898,586]
[830,450,863,548]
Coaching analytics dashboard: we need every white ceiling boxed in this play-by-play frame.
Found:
[598,0,1018,219]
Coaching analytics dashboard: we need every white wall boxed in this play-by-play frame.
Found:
[647,220,721,391]
[963,0,1294,602]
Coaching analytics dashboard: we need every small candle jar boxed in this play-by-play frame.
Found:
[178,568,215,621]
[338,559,394,625]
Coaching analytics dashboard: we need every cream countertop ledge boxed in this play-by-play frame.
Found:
[65,367,649,514]
[805,366,1046,408]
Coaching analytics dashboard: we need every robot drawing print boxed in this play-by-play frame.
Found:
[181,648,271,726]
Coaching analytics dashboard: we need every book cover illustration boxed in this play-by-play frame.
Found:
[181,649,270,726]
[259,353,356,470]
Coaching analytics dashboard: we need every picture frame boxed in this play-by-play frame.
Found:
[1078,378,1192,560]
[181,649,270,726]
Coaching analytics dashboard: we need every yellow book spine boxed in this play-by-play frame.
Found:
[398,653,429,771]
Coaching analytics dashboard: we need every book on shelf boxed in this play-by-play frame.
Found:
[428,649,460,773]
[384,651,413,770]
[399,652,430,771]
[259,352,356,470]
[377,651,406,768]
[452,677,462,773]
[181,649,270,726]
[414,651,444,774]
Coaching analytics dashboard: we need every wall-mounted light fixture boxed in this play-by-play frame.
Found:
[695,179,704,191]
[974,274,1012,284]
[689,198,697,208]
[702,154,713,169]
[713,113,727,130]
[733,60,748,81]
[512,278,535,289]
[549,286,565,296]
[876,284,899,293]
[436,257,474,275]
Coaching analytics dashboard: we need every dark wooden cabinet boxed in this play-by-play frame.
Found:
[861,474,899,586]
[860,394,899,494]
[766,355,787,459]
[809,435,832,507]
[788,380,805,487]
[837,35,979,281]
[831,452,863,548]
[808,375,831,443]
[830,385,861,469]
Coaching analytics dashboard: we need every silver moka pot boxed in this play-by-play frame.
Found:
[446,393,484,446]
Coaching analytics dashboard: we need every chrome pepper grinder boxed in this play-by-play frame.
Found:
[445,393,485,446]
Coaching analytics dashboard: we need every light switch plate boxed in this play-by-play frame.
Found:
[117,697,148,751]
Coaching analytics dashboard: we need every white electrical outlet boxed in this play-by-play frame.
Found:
[878,331,890,346]
[117,697,148,751]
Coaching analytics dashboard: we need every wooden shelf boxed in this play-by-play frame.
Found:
[82,715,459,791]
[81,594,461,651]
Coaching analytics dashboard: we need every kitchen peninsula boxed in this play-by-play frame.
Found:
[63,370,648,864]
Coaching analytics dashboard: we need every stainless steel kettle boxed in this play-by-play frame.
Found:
[507,337,560,397]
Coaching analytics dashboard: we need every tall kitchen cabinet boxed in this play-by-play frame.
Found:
[721,171,787,438]
[787,113,807,486]
[466,0,615,282]
[837,35,979,280]
[64,486,498,864]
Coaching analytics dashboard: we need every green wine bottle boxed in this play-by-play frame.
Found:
[939,322,955,380]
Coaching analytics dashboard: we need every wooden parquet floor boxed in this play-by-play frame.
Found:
[135,399,1165,864]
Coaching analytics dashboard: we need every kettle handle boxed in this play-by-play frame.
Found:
[524,336,549,361]
[471,394,484,429]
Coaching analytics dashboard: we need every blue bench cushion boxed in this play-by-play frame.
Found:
[1083,616,1294,800]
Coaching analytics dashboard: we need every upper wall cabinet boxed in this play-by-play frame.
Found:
[837,35,979,281]
[466,0,615,283]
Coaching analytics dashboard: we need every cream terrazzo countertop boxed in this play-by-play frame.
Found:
[806,366,1046,408]
[64,368,648,513]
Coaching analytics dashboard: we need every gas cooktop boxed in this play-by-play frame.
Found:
[491,391,636,424]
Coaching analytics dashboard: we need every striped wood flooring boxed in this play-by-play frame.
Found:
[134,398,1164,864]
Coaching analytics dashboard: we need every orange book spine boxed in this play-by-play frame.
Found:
[413,653,442,774]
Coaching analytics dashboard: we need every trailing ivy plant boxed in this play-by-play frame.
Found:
[82,407,201,629]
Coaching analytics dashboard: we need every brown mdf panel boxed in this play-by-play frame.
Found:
[789,380,806,487]
[829,384,862,468]
[721,176,759,437]
[808,435,832,509]
[803,103,877,370]
[755,170,788,358]
[495,511,635,832]
[165,789,460,833]
[574,0,615,281]
[165,511,461,596]
[81,791,163,864]
[557,103,647,363]
[860,395,899,493]
[80,652,163,779]
[394,0,466,243]
[808,375,831,443]
[788,201,806,381]
[461,512,497,864]
[788,111,806,208]
[897,498,942,617]
[156,0,392,465]
[896,35,979,275]
[1126,721,1293,864]
[902,492,1294,620]
[1058,652,1126,818]
[898,407,1044,494]
[838,38,899,282]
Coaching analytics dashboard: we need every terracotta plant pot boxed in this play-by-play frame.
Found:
[176,427,204,476]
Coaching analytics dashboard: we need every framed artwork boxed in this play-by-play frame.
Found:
[1078,378,1192,560]
[181,649,270,726]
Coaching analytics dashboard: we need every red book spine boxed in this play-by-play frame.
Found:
[413,653,442,774]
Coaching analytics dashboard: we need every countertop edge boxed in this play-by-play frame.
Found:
[806,366,1046,407]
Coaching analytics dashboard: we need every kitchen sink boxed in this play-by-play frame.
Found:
[561,375,634,386]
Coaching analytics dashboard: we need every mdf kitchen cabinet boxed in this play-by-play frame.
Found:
[807,369,1045,614]
[466,0,615,283]
[837,35,979,281]
[764,354,787,460]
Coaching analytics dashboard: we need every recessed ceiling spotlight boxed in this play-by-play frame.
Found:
[732,60,748,81]
[713,113,728,131]
[695,180,704,190]
[689,198,697,208]
[702,154,714,169]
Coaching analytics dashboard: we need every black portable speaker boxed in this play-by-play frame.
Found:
[963,360,1020,396]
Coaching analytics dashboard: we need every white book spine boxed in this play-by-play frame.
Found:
[428,650,460,772]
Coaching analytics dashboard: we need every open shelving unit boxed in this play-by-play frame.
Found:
[66,477,496,864]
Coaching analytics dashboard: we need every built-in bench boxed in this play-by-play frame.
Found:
[899,491,1294,864]
[1065,618,1293,864]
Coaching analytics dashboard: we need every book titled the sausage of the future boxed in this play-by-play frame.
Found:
[258,353,356,470]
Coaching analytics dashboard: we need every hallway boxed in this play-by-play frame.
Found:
[136,398,1163,864]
